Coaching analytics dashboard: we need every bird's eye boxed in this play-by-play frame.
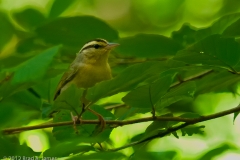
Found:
[94,44,100,49]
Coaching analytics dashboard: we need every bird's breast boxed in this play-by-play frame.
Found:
[72,64,112,88]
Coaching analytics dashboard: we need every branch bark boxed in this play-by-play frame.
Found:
[108,104,240,151]
[3,104,240,136]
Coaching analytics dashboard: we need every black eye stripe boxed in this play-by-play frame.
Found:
[94,44,100,49]
[81,44,103,51]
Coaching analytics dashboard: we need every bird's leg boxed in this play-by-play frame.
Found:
[79,102,86,118]
[71,112,80,134]
[79,102,106,132]
[79,89,106,132]
[87,108,106,132]
[79,89,88,117]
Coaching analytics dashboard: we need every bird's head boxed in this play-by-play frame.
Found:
[79,38,119,64]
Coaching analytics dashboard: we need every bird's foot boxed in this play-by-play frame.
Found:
[87,108,106,133]
[71,112,81,134]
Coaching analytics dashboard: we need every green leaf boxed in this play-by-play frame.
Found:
[144,113,173,138]
[116,34,182,58]
[172,13,240,46]
[87,61,168,102]
[122,85,152,109]
[16,37,47,53]
[52,105,114,142]
[0,12,15,50]
[171,131,179,139]
[32,78,57,101]
[0,99,42,129]
[156,81,196,111]
[131,151,177,160]
[181,125,205,136]
[12,45,60,84]
[196,13,240,40]
[233,111,239,124]
[41,102,53,119]
[223,17,240,37]
[0,46,60,99]
[52,110,82,141]
[0,137,39,157]
[80,105,115,142]
[53,84,84,113]
[122,74,174,109]
[35,16,118,47]
[198,143,235,160]
[179,112,201,119]
[12,8,46,30]
[171,23,198,47]
[196,71,240,94]
[68,152,126,160]
[10,90,42,110]
[49,0,76,18]
[174,34,240,68]
[44,143,94,157]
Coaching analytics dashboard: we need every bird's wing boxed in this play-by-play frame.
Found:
[53,64,79,100]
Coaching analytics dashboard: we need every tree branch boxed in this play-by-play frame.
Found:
[2,116,191,134]
[108,104,240,151]
[3,104,240,136]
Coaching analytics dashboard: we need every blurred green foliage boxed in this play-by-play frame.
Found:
[0,0,240,159]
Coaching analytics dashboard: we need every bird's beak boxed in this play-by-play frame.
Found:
[106,42,120,49]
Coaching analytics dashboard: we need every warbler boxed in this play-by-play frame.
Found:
[54,38,119,100]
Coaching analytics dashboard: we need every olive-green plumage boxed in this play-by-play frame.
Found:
[54,38,119,100]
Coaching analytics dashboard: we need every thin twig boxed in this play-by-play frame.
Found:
[104,104,126,110]
[149,85,155,118]
[170,69,214,88]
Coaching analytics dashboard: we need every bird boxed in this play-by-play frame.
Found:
[54,38,119,130]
